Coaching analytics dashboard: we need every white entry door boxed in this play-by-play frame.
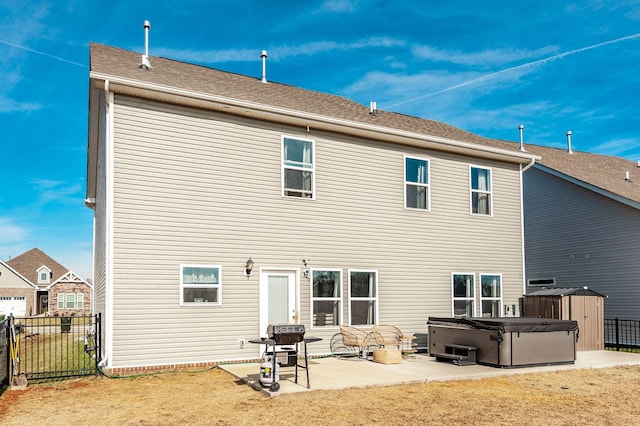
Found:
[259,270,297,338]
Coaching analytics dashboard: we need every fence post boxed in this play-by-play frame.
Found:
[1,317,9,392]
[615,318,620,351]
[95,313,102,372]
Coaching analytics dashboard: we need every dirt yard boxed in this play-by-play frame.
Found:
[2,365,640,425]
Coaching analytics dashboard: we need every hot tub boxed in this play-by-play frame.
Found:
[427,317,579,367]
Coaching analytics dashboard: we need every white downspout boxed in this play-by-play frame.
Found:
[522,157,535,172]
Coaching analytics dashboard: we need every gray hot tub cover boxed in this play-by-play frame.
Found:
[427,317,579,333]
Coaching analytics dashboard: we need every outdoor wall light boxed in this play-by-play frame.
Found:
[245,257,254,276]
[303,257,310,280]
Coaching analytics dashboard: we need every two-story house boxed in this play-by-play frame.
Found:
[86,43,539,371]
[522,143,640,320]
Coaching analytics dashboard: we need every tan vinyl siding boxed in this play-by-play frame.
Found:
[0,265,32,288]
[108,95,525,367]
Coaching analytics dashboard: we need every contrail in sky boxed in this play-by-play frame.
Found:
[384,33,640,109]
[0,39,88,68]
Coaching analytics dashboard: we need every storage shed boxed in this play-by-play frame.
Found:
[523,287,606,351]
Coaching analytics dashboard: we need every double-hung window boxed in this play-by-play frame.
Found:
[57,293,83,310]
[480,274,502,317]
[452,273,475,317]
[311,269,342,327]
[180,265,221,305]
[349,270,377,325]
[405,156,430,210]
[282,136,314,198]
[470,166,492,215]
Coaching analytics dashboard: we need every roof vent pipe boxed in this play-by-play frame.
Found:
[369,101,377,115]
[518,125,525,151]
[566,130,573,154]
[625,171,631,181]
[140,20,151,70]
[260,50,268,83]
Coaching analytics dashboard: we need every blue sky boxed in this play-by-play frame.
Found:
[1,1,639,279]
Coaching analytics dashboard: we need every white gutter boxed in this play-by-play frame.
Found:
[522,156,536,172]
[89,71,538,165]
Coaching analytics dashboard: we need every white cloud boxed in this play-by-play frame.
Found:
[344,65,532,112]
[411,45,559,67]
[158,36,406,63]
[0,1,53,112]
[0,95,41,112]
[30,179,83,206]
[320,0,358,12]
[590,138,640,158]
[0,218,27,244]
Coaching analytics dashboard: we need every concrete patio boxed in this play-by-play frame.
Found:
[220,351,640,396]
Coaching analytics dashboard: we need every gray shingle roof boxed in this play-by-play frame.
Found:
[522,143,640,206]
[526,287,606,297]
[89,43,638,206]
[89,43,525,154]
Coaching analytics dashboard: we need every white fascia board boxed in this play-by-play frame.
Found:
[89,72,539,165]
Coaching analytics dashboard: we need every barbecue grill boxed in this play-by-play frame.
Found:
[267,323,305,345]
[250,324,321,392]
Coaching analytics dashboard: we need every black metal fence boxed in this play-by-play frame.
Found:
[605,318,640,352]
[0,317,8,395]
[9,314,101,383]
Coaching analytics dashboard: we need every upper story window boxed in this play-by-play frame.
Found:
[405,156,430,210]
[470,166,492,215]
[311,269,342,327]
[37,266,52,284]
[349,270,377,326]
[480,274,502,317]
[452,273,475,317]
[180,265,221,305]
[282,136,314,199]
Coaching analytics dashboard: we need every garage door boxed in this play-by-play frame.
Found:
[0,296,27,316]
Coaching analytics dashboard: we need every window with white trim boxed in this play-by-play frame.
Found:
[405,156,430,210]
[470,166,492,215]
[180,265,221,305]
[282,136,314,198]
[37,266,51,284]
[480,274,502,317]
[57,293,84,310]
[452,273,475,317]
[349,270,377,325]
[311,269,342,327]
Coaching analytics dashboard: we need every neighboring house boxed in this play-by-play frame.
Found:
[522,143,640,320]
[86,43,539,370]
[3,248,92,316]
[0,260,35,317]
